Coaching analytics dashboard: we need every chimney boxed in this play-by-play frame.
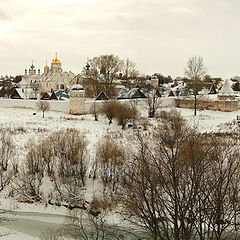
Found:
[22,89,24,93]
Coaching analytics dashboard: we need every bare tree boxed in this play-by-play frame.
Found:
[117,110,218,240]
[195,137,240,240]
[37,101,50,118]
[51,129,88,205]
[122,58,139,80]
[100,100,119,125]
[0,130,17,237]
[0,130,15,191]
[115,110,240,240]
[96,136,126,192]
[184,56,206,116]
[36,138,55,176]
[90,101,99,121]
[82,54,124,97]
[40,228,65,240]
[146,89,162,118]
[12,140,46,203]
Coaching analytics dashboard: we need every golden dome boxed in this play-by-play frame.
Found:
[44,64,49,68]
[52,58,61,64]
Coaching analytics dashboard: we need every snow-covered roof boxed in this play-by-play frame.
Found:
[19,78,28,85]
[14,88,36,99]
[199,88,209,95]
[71,84,84,91]
[115,84,125,89]
[55,90,69,100]
[218,80,234,96]
[117,87,147,99]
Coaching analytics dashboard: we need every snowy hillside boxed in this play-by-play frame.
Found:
[0,105,239,239]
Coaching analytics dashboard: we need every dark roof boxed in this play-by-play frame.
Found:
[55,90,69,100]
[95,91,109,101]
[41,92,51,100]
[168,90,175,97]
[10,88,23,99]
[117,87,147,99]
[50,91,58,100]
[209,84,217,94]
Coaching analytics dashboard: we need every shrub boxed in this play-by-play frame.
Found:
[114,102,138,129]
[100,100,119,125]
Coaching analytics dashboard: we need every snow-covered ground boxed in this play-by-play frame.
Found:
[174,107,240,133]
[0,106,239,239]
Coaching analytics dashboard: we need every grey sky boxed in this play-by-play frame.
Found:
[0,0,240,79]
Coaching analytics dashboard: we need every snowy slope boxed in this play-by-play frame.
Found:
[0,105,238,239]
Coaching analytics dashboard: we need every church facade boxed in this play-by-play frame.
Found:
[20,56,75,93]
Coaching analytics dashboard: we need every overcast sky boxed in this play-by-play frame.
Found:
[0,0,240,78]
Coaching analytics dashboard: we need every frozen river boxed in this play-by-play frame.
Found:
[0,211,144,240]
[0,211,66,239]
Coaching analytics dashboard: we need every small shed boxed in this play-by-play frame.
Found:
[10,88,36,100]
[10,88,24,99]
[41,91,58,100]
[50,91,58,100]
[41,92,51,100]
[168,90,175,97]
[95,91,109,101]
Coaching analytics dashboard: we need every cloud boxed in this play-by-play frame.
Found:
[0,11,11,22]
[0,0,239,79]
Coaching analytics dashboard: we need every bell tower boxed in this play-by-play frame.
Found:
[69,84,85,115]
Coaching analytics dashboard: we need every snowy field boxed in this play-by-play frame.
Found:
[0,105,239,239]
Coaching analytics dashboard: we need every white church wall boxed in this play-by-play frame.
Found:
[0,97,175,114]
[0,99,69,113]
[84,97,175,114]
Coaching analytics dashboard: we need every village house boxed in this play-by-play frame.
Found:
[176,80,240,112]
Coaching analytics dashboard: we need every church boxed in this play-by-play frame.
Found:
[19,55,75,93]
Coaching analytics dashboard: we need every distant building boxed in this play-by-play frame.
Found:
[150,76,159,88]
[19,54,75,93]
[95,91,109,101]
[10,88,36,100]
[117,87,147,99]
[176,80,239,112]
[69,84,85,115]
